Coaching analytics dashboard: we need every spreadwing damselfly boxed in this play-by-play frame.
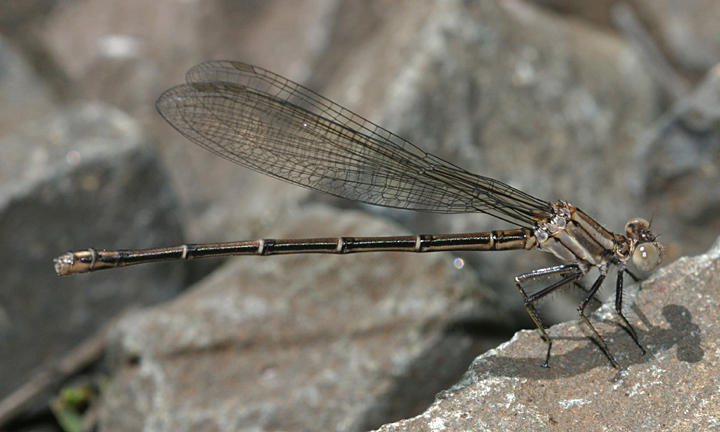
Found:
[54,61,663,368]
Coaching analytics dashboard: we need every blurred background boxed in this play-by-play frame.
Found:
[0,0,718,430]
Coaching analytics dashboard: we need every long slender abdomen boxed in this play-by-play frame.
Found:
[53,228,536,275]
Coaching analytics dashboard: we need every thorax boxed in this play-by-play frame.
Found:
[533,201,625,269]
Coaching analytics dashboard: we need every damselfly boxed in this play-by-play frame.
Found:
[54,61,663,368]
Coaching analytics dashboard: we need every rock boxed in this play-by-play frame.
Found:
[640,65,720,258]
[0,104,185,398]
[634,0,720,73]
[98,207,508,432]
[0,36,56,134]
[529,0,720,75]
[525,0,617,28]
[374,237,719,431]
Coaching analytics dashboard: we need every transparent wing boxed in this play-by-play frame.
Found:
[156,60,552,228]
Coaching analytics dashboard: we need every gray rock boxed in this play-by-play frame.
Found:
[374,237,719,431]
[635,0,720,72]
[98,207,506,432]
[0,104,185,398]
[0,36,55,134]
[639,65,720,257]
[524,0,616,28]
[529,0,720,75]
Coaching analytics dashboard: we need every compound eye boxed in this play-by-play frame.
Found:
[632,242,662,272]
[625,217,650,238]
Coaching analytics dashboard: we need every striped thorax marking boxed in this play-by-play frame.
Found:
[535,201,619,267]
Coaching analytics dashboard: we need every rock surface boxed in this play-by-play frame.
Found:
[0,104,185,398]
[635,0,720,72]
[640,65,720,259]
[530,0,720,74]
[99,208,507,432]
[374,237,719,432]
[0,36,55,134]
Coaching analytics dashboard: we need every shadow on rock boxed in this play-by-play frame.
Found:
[466,304,703,380]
